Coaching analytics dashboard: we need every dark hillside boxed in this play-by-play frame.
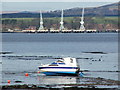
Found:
[1,2,119,18]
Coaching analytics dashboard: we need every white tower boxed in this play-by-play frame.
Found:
[80,8,85,31]
[59,9,64,32]
[38,11,44,30]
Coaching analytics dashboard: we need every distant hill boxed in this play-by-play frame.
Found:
[1,2,119,18]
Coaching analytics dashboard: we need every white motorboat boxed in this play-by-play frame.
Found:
[38,57,80,76]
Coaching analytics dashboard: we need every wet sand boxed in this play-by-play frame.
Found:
[1,74,120,89]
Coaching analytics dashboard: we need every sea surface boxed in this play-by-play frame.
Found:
[1,33,119,86]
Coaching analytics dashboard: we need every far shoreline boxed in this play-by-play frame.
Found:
[0,31,119,33]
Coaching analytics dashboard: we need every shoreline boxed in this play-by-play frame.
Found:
[1,84,119,90]
[1,77,120,89]
[0,31,119,33]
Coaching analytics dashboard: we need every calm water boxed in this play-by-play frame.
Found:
[1,33,119,85]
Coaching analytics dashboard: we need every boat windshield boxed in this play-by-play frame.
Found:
[49,60,65,66]
[49,62,58,66]
[57,60,65,65]
[51,62,57,65]
[56,60,64,63]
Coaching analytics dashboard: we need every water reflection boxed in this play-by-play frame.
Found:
[37,75,81,85]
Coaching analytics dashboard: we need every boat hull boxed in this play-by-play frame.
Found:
[39,67,80,76]
[42,71,79,76]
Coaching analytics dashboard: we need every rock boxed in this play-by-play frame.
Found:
[14,81,23,83]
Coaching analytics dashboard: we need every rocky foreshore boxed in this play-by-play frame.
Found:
[1,84,119,90]
[1,77,120,90]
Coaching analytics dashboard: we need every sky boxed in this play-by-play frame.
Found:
[1,0,119,12]
[1,0,119,2]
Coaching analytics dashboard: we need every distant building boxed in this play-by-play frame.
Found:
[8,29,14,32]
[22,26,36,32]
[86,29,97,32]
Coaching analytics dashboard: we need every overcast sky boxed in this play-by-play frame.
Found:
[1,0,119,11]
[1,0,119,2]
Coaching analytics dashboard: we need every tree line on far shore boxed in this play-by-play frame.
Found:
[2,16,118,32]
